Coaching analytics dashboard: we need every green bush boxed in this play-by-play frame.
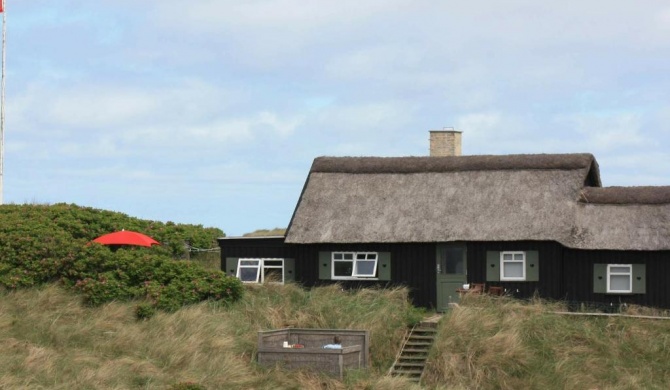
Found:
[135,302,157,320]
[0,203,243,312]
[74,274,142,306]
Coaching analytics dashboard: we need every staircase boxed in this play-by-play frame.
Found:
[388,318,439,383]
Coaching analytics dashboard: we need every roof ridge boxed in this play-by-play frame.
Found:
[580,186,670,205]
[311,153,596,174]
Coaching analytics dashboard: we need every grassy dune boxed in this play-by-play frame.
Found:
[3,283,670,389]
[0,283,423,389]
[424,294,670,390]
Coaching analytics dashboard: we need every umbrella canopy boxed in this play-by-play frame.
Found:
[92,230,160,247]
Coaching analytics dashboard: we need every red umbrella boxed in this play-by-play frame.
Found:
[92,230,160,247]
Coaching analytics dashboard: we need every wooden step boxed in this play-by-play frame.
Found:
[388,319,441,384]
[398,355,429,361]
[409,337,435,342]
[407,338,434,343]
[394,362,426,368]
[401,348,430,353]
[392,369,424,375]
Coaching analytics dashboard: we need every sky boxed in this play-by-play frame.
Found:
[4,0,670,236]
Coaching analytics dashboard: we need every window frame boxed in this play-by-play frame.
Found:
[500,251,526,281]
[331,252,379,280]
[606,264,632,294]
[236,258,285,284]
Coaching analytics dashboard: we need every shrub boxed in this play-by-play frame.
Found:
[135,302,157,320]
[0,203,243,312]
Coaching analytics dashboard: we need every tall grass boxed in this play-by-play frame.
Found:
[0,283,423,389]
[423,294,670,390]
[5,285,670,389]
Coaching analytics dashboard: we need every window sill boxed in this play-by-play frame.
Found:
[331,277,379,281]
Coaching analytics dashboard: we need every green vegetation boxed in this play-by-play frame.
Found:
[0,203,241,314]
[243,227,286,237]
[423,294,670,389]
[0,283,422,389]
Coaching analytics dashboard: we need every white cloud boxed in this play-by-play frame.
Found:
[560,112,646,152]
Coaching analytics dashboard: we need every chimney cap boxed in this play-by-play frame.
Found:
[430,127,461,133]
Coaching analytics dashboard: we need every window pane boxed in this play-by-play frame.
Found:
[503,253,513,260]
[503,262,524,278]
[239,267,259,282]
[445,248,465,274]
[514,253,524,260]
[333,253,343,260]
[356,253,366,260]
[264,260,283,267]
[240,260,260,266]
[355,260,376,276]
[367,253,377,260]
[610,275,631,291]
[334,261,353,277]
[343,253,354,260]
[263,268,284,283]
[610,266,630,274]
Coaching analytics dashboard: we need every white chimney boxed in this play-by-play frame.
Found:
[429,128,462,156]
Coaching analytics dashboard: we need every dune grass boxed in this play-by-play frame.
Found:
[4,284,670,389]
[423,294,670,390]
[0,283,423,389]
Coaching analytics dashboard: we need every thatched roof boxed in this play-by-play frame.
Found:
[572,203,670,250]
[285,153,670,251]
[579,186,670,205]
[312,154,600,179]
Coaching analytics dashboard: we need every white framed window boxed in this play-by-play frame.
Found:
[500,251,526,281]
[607,264,632,293]
[332,252,378,280]
[236,258,285,284]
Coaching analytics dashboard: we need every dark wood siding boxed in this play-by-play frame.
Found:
[218,239,438,308]
[298,243,437,310]
[466,241,565,300]
[218,237,307,280]
[220,238,670,309]
[563,249,670,309]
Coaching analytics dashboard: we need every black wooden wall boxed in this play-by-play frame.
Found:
[219,238,438,308]
[563,249,670,309]
[219,238,670,309]
[466,241,566,301]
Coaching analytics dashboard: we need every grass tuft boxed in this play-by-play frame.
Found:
[423,294,670,389]
[0,283,421,389]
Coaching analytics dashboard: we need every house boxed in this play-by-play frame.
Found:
[219,130,670,311]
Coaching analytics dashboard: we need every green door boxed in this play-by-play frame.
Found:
[436,244,467,311]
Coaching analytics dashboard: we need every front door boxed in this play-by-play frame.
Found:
[436,244,467,311]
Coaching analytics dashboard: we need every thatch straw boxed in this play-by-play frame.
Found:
[580,186,670,205]
[311,153,599,176]
[286,153,670,251]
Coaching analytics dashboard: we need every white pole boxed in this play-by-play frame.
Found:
[0,0,6,205]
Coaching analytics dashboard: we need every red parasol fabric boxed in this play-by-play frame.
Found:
[92,230,160,247]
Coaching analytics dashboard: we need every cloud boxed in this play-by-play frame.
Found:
[559,112,646,152]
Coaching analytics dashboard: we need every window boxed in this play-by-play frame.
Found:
[318,251,391,281]
[486,250,539,282]
[593,263,644,294]
[332,252,378,279]
[607,264,632,293]
[236,258,286,284]
[500,251,526,281]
